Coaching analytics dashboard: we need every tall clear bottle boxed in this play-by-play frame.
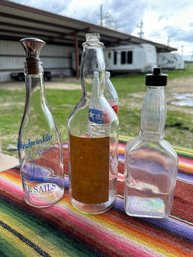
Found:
[104,71,119,114]
[68,33,119,214]
[124,67,178,218]
[18,38,64,208]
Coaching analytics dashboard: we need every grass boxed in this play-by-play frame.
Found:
[1,65,193,156]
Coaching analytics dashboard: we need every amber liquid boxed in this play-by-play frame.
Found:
[70,134,110,204]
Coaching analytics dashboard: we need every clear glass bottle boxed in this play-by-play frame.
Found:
[124,67,178,218]
[18,38,64,208]
[104,71,119,114]
[68,33,119,214]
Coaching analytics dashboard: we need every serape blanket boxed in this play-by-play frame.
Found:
[0,136,193,257]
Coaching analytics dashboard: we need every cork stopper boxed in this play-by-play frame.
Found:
[20,38,46,75]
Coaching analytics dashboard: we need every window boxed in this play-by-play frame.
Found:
[120,51,133,65]
[114,52,117,65]
[121,51,126,64]
[127,51,133,64]
[108,52,111,59]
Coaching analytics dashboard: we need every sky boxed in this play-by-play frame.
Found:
[11,0,193,60]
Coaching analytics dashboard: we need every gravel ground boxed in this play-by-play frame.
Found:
[0,153,18,172]
[0,77,81,90]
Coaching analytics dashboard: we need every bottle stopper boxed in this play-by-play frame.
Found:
[145,67,167,87]
[20,38,46,74]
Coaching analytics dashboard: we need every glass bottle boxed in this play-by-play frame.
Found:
[124,67,178,218]
[18,38,64,208]
[104,71,119,114]
[68,33,119,214]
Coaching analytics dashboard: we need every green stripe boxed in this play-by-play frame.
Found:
[0,237,26,257]
[0,198,98,257]
[0,221,51,257]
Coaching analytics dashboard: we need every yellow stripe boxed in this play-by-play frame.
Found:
[0,226,39,257]
[0,210,70,257]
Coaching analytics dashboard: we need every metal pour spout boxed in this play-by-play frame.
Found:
[20,38,46,59]
[20,38,46,75]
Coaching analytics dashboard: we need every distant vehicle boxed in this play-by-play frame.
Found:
[104,44,157,73]
[10,71,52,81]
[157,52,184,70]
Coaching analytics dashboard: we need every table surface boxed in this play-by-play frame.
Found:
[0,136,193,257]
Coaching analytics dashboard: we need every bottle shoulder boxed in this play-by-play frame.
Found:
[125,137,178,164]
[160,139,178,162]
[68,95,118,123]
[125,136,142,153]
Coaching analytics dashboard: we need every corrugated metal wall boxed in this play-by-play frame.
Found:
[0,40,74,81]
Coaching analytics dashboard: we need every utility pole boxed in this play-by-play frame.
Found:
[191,50,193,62]
[167,36,170,46]
[181,45,184,56]
[137,20,144,38]
[188,50,193,70]
[99,4,117,29]
[100,4,103,27]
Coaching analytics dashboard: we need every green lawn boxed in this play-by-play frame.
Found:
[1,66,193,156]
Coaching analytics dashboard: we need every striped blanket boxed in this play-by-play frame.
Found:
[0,136,193,257]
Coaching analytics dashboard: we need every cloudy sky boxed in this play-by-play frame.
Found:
[12,0,193,60]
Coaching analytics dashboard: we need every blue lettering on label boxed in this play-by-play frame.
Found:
[17,133,53,150]
[25,183,57,194]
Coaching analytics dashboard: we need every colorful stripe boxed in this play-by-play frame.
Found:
[0,138,193,257]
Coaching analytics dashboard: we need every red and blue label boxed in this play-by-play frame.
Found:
[89,108,110,124]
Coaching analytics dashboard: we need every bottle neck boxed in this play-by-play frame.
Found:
[89,72,101,108]
[24,63,46,109]
[80,43,105,97]
[140,86,166,140]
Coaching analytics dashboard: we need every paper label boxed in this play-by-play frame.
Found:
[89,108,110,124]
[70,134,109,204]
[89,108,104,124]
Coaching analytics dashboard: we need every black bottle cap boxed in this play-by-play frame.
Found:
[145,67,167,86]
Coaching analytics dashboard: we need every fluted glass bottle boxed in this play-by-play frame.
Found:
[18,38,64,208]
[68,33,119,214]
[124,68,178,218]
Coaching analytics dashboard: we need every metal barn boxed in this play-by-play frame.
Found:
[0,0,176,82]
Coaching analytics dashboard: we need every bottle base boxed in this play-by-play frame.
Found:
[124,196,170,218]
[24,193,64,208]
[71,194,116,214]
[23,186,64,208]
[125,210,169,219]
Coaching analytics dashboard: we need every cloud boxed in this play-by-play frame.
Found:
[12,0,146,33]
[158,15,170,22]
[100,0,147,32]
[58,0,101,23]
[164,25,193,43]
[13,0,70,14]
[9,0,193,58]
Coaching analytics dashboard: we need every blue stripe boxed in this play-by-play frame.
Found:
[114,198,193,241]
